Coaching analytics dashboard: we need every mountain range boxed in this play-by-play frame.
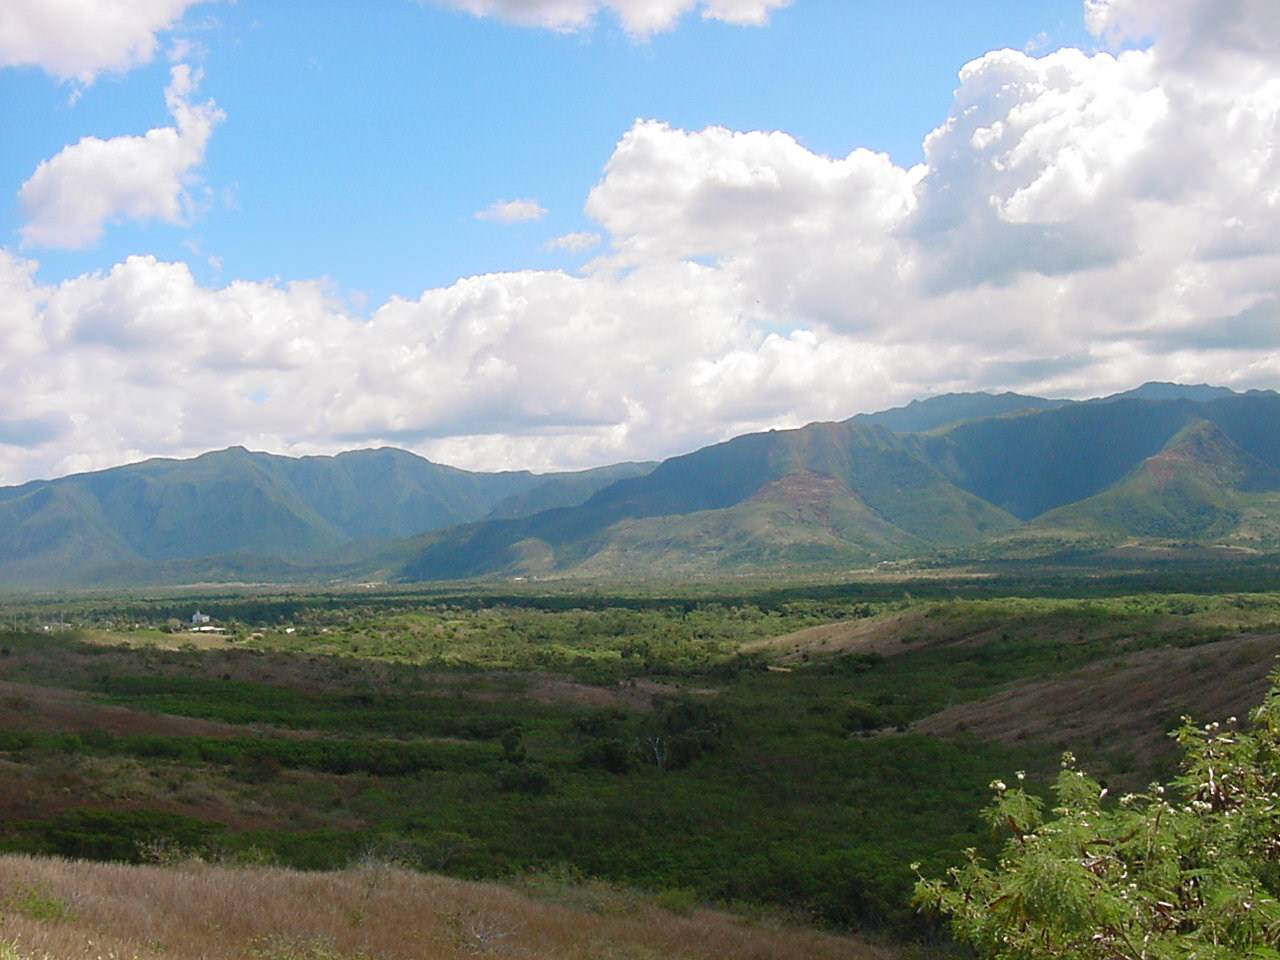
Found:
[2,382,1278,588]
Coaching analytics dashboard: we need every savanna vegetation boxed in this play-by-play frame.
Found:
[1,576,1278,957]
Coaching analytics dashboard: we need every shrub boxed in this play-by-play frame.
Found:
[495,762,551,795]
[915,671,1280,959]
[579,738,631,774]
[655,887,699,916]
[842,700,890,733]
[4,883,70,923]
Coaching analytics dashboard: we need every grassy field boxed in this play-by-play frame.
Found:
[1,581,1278,954]
[0,855,897,960]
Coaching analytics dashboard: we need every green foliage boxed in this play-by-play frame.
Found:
[0,942,48,960]
[579,738,631,774]
[3,883,71,923]
[654,887,700,916]
[7,587,1279,939]
[8,810,223,864]
[401,418,1021,580]
[494,762,552,795]
[842,700,891,733]
[916,673,1280,958]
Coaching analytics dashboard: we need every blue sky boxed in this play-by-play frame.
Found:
[0,0,1276,484]
[2,0,1091,306]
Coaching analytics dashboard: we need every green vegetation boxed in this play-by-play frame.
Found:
[400,418,1021,580]
[3,883,71,923]
[0,446,653,588]
[2,580,1278,948]
[917,672,1280,958]
[993,419,1280,557]
[3,389,1280,588]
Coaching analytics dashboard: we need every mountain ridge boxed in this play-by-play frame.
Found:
[2,382,1277,587]
[0,446,654,587]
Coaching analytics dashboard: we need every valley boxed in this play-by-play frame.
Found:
[2,575,1279,958]
[3,383,1280,957]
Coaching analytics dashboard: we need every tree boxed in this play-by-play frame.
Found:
[914,671,1280,959]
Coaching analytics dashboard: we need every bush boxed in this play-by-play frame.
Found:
[579,738,631,774]
[495,762,551,795]
[4,883,71,922]
[655,887,699,915]
[916,671,1280,958]
[842,699,890,733]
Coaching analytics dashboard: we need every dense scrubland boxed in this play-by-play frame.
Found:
[1,577,1279,957]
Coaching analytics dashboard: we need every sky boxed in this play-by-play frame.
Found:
[0,0,1277,485]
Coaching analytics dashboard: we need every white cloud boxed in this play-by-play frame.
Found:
[430,0,790,37]
[697,0,789,25]
[17,64,223,250]
[0,0,202,84]
[545,231,602,252]
[585,120,920,329]
[475,198,548,224]
[1085,0,1280,69]
[2,0,1279,485]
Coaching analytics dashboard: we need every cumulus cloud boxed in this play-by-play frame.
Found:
[545,231,602,252]
[475,198,548,223]
[2,0,1279,485]
[17,64,223,250]
[585,121,919,329]
[0,0,202,84]
[430,0,790,37]
[1086,0,1280,69]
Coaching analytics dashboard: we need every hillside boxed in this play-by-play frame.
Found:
[484,460,656,519]
[395,420,1017,580]
[993,419,1280,555]
[0,855,888,960]
[855,390,1069,433]
[4,586,1278,947]
[0,448,643,587]
[569,472,928,576]
[906,393,1280,519]
[1,384,1277,588]
[393,387,1280,582]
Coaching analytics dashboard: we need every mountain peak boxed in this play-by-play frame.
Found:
[1100,382,1240,404]
[1144,419,1280,493]
[856,390,1068,434]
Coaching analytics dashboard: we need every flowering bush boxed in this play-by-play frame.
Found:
[915,671,1280,959]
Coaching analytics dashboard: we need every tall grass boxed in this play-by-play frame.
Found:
[0,855,895,960]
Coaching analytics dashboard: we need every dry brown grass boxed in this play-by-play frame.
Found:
[0,749,361,833]
[0,681,253,740]
[0,855,897,960]
[915,632,1280,775]
[741,607,1001,662]
[742,599,1279,666]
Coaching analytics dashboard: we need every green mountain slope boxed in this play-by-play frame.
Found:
[568,472,928,576]
[856,391,1069,434]
[852,382,1267,436]
[484,462,657,520]
[907,393,1280,521]
[3,384,1277,587]
[993,419,1280,555]
[395,420,1018,581]
[0,448,651,587]
[907,400,1202,519]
